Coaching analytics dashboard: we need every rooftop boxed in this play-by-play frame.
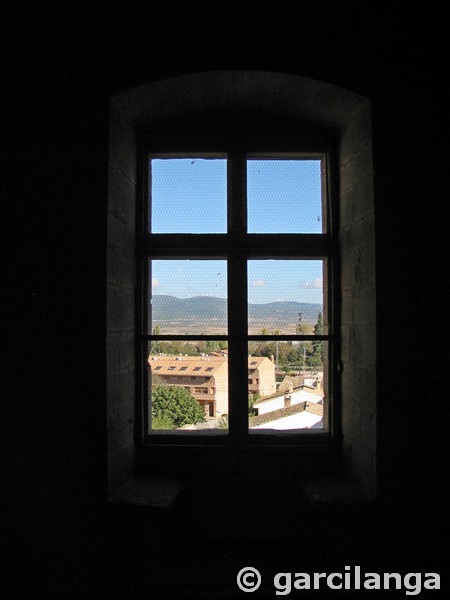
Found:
[148,355,227,376]
[148,354,274,376]
[253,384,321,405]
[249,401,323,429]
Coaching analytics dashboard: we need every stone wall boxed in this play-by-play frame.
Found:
[340,103,376,498]
[107,100,137,492]
[107,72,376,497]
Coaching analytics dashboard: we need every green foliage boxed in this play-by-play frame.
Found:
[152,413,175,430]
[150,339,228,356]
[248,315,324,372]
[248,393,260,416]
[152,386,206,429]
[310,312,324,363]
[217,414,229,429]
[313,311,323,335]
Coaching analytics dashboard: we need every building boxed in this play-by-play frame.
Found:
[250,401,323,430]
[253,384,322,417]
[248,356,276,398]
[149,355,228,417]
[148,354,276,417]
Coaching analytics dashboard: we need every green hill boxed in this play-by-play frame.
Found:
[151,295,323,329]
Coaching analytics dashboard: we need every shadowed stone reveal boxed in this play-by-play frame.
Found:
[107,71,375,498]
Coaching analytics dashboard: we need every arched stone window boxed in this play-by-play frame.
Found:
[107,71,376,498]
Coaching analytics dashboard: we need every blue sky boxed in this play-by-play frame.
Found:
[151,157,323,234]
[150,158,324,304]
[151,158,227,233]
[247,260,323,305]
[247,159,323,233]
[151,259,324,305]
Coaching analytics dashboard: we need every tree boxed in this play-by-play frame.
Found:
[152,386,206,429]
[151,412,175,430]
[313,311,323,336]
[248,393,260,416]
[310,312,324,364]
[217,414,229,429]
[295,312,303,334]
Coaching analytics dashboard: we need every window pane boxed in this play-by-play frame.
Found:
[149,260,228,335]
[150,158,227,233]
[247,159,324,233]
[248,260,327,334]
[248,341,328,431]
[148,342,229,431]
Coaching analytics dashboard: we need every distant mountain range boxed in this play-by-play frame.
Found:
[150,295,322,328]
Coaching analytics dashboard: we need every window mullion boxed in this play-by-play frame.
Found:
[227,254,248,439]
[227,153,248,439]
[228,151,247,235]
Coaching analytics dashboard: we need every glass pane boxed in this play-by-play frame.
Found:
[149,260,228,335]
[147,341,229,432]
[247,159,324,233]
[248,260,326,334]
[150,158,227,233]
[248,341,328,431]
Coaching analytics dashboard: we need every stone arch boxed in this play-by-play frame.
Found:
[107,71,376,498]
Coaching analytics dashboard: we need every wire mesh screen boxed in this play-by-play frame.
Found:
[150,158,227,233]
[149,260,228,335]
[247,159,324,233]
[248,260,326,335]
[148,342,229,431]
[248,341,327,431]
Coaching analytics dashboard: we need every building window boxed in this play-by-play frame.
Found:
[140,151,335,437]
[108,72,376,496]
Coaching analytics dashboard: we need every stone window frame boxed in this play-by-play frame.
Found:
[107,71,376,499]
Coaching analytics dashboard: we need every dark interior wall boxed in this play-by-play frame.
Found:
[4,1,447,594]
